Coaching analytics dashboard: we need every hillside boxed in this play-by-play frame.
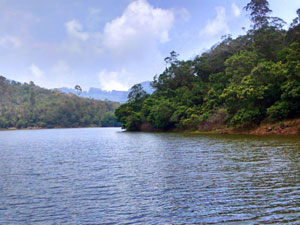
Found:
[116,1,300,133]
[59,81,154,103]
[0,76,120,128]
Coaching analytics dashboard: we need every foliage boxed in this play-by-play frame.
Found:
[74,85,82,96]
[127,84,148,103]
[267,101,290,121]
[101,113,122,127]
[0,78,120,128]
[115,1,300,131]
[245,0,272,29]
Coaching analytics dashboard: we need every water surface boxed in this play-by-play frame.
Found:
[0,128,299,224]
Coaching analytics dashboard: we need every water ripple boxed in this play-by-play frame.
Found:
[0,128,299,224]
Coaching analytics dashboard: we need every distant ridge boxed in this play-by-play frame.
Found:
[0,75,121,128]
[59,81,154,103]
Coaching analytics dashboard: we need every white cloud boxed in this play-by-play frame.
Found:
[52,60,70,75]
[98,69,131,91]
[65,20,89,41]
[91,0,175,90]
[63,19,102,54]
[102,0,174,56]
[0,9,39,38]
[89,7,102,15]
[177,8,191,22]
[232,3,241,17]
[200,7,229,37]
[0,35,21,48]
[2,0,174,91]
[29,64,44,78]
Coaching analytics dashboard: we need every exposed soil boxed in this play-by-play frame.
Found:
[248,119,300,135]
[208,119,300,136]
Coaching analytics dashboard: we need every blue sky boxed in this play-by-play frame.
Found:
[1,0,299,91]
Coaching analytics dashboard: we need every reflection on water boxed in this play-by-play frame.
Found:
[0,128,299,224]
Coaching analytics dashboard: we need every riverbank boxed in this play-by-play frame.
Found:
[191,119,300,136]
[134,119,300,136]
[1,126,88,131]
[0,126,121,131]
[2,120,300,136]
[247,119,300,135]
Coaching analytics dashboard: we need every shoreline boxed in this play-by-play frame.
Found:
[185,119,300,136]
[0,126,122,131]
[2,119,300,136]
[138,118,300,136]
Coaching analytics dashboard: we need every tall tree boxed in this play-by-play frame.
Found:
[127,84,147,102]
[290,8,300,28]
[245,0,285,61]
[245,0,285,30]
[245,0,271,29]
[164,51,179,66]
[75,85,82,96]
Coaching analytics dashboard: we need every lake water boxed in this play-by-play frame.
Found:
[0,128,299,224]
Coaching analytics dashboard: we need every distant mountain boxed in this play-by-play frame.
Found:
[59,81,154,103]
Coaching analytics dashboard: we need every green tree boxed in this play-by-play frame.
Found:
[101,113,121,127]
[115,0,300,132]
[225,50,258,83]
[75,85,82,96]
[245,0,272,29]
[128,84,147,102]
[0,76,119,129]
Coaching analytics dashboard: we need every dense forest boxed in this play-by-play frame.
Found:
[0,76,121,128]
[116,0,300,132]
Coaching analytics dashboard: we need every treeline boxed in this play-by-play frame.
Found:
[116,0,300,131]
[0,76,121,128]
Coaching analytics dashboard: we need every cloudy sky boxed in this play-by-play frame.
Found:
[1,0,299,91]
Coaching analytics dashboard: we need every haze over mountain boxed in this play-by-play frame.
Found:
[59,81,154,103]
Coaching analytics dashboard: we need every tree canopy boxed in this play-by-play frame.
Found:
[0,77,120,128]
[116,1,300,131]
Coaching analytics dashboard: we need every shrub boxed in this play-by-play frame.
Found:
[267,101,290,121]
[16,120,27,129]
[230,108,261,128]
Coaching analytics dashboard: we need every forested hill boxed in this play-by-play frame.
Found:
[116,0,300,132]
[0,76,120,129]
